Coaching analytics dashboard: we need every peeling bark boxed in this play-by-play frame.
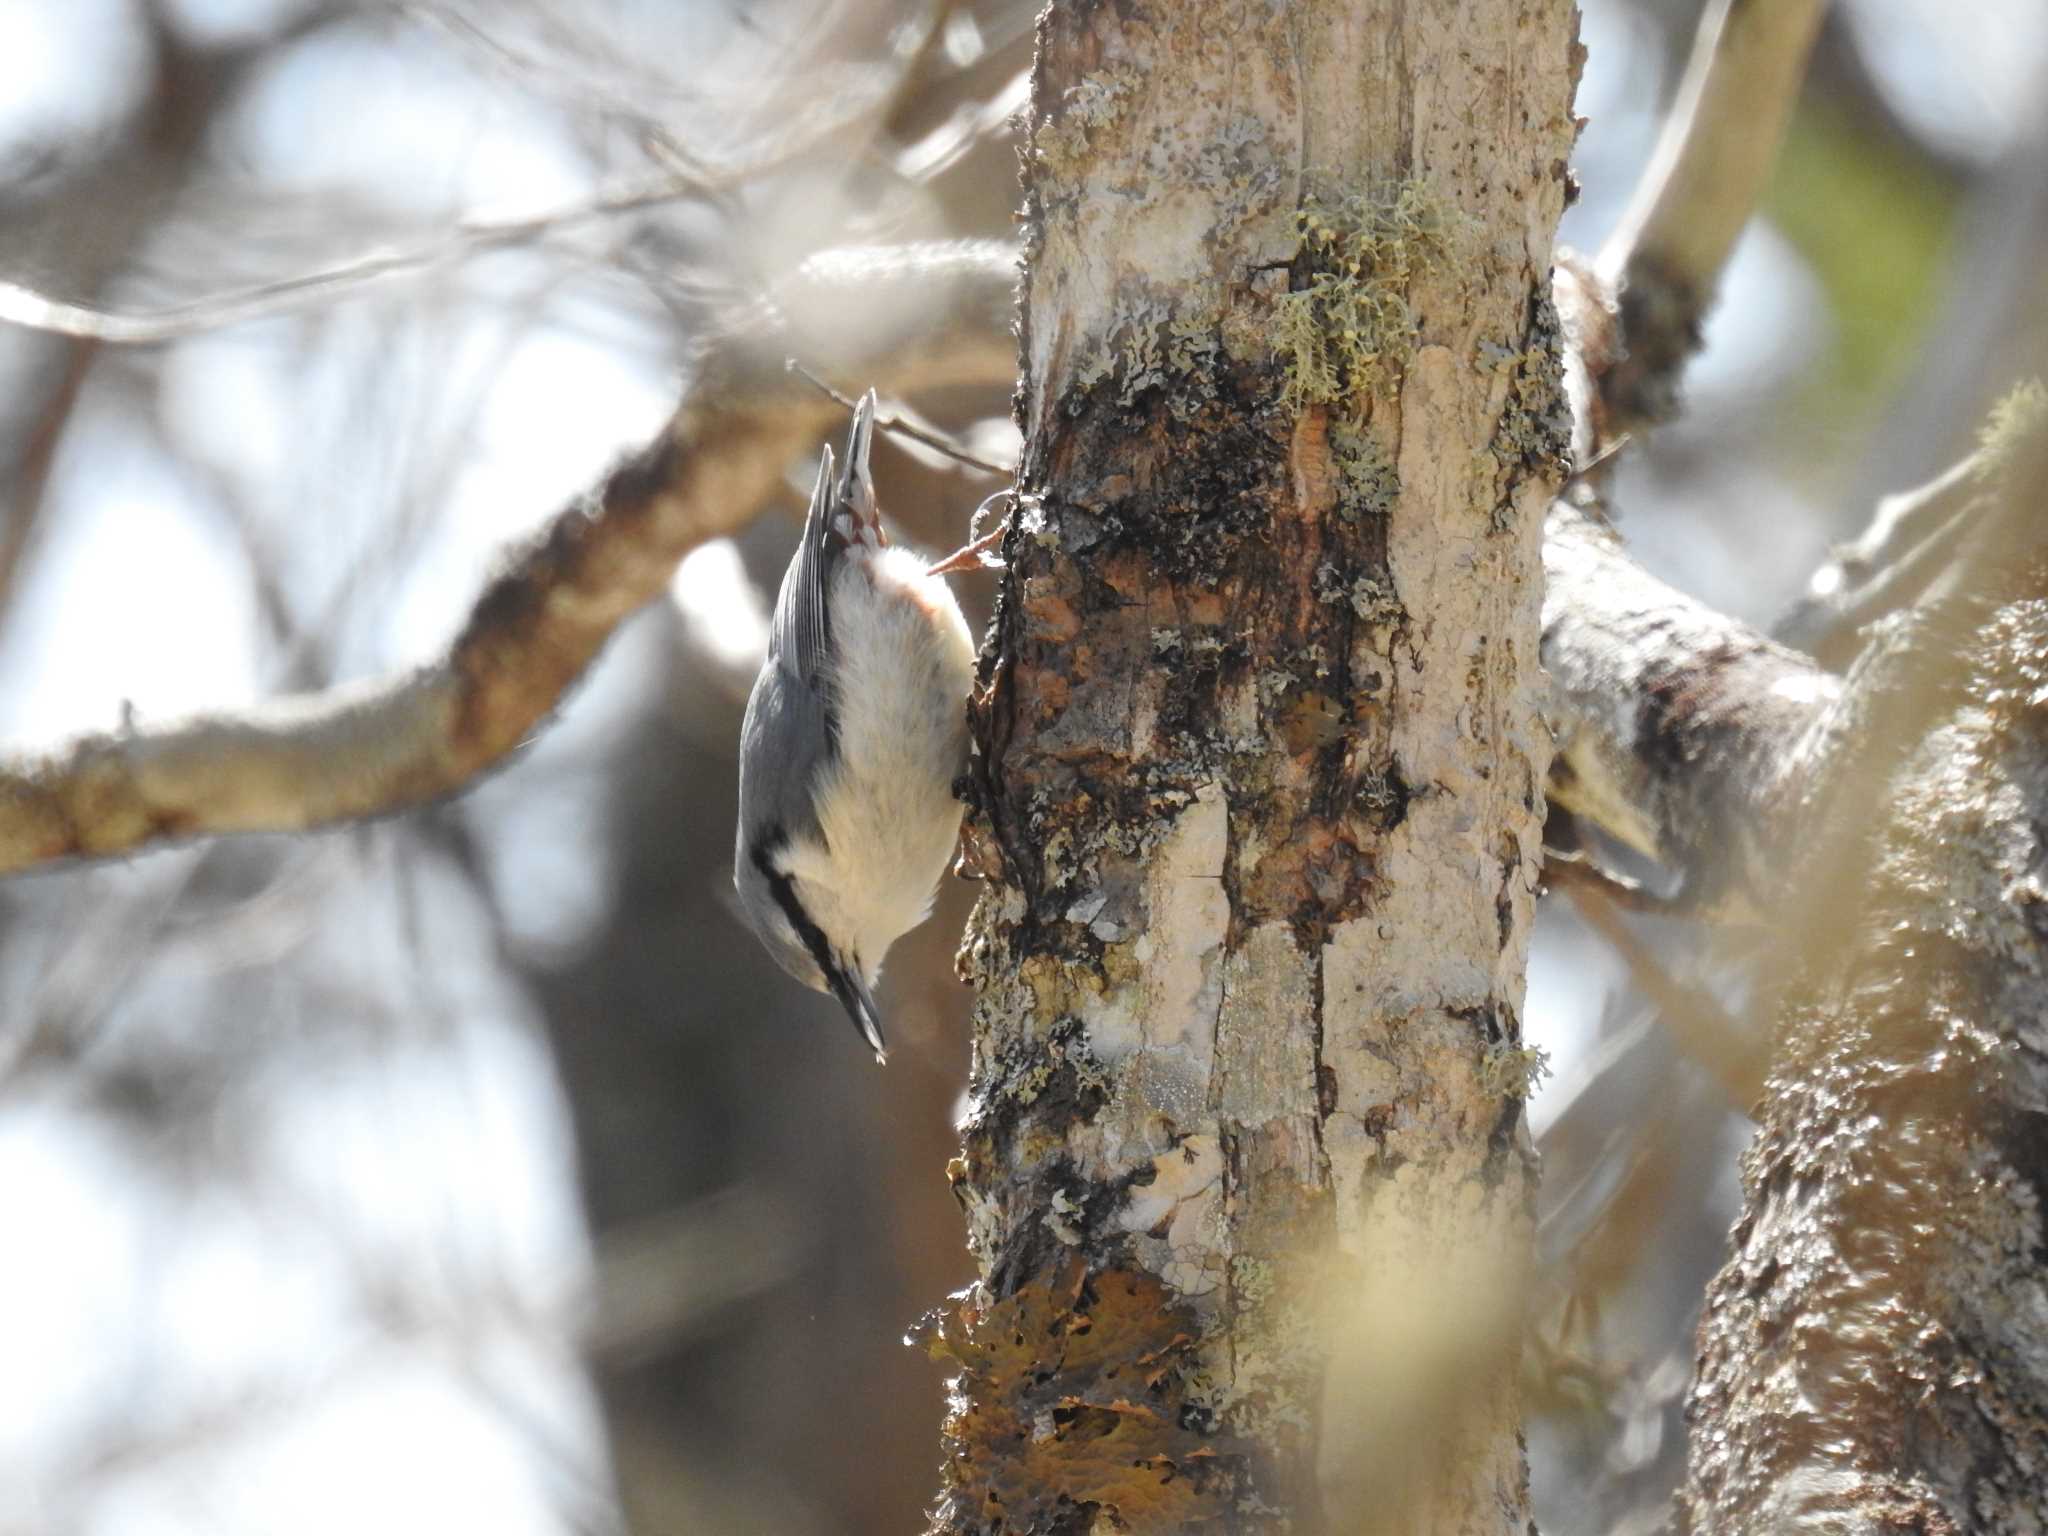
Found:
[928,3,1581,1529]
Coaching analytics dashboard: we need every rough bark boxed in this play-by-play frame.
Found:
[1525,0,2048,1510]
[1677,434,2048,1535]
[924,2,1581,1530]
[1540,441,2048,1529]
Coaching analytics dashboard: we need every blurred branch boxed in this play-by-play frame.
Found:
[0,19,253,603]
[1773,449,1991,669]
[0,20,965,351]
[1540,499,1841,918]
[0,338,95,614]
[1765,387,2048,970]
[1561,877,1762,1108]
[1677,396,2048,1536]
[1540,427,2033,923]
[585,1184,805,1368]
[1542,390,2047,1072]
[0,172,719,344]
[1592,0,1829,433]
[1540,845,1684,917]
[1538,0,1840,909]
[0,241,1018,875]
[402,2,721,170]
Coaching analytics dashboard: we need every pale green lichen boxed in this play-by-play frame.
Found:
[1057,109,1280,417]
[1228,1254,1278,1311]
[1036,64,1140,171]
[1478,1039,1551,1100]
[1047,1187,1088,1246]
[1164,316,1223,421]
[1492,298,1573,464]
[1275,179,1468,416]
[1474,294,1573,530]
[1975,377,2048,483]
[1068,70,1136,128]
[1255,666,1298,701]
[1189,114,1270,187]
[987,1013,1110,1109]
[1073,294,1171,409]
[1184,115,1286,292]
[1072,291,1245,417]
[1354,771,1401,822]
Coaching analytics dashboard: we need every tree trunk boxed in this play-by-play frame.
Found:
[1678,428,2048,1535]
[922,3,1581,1529]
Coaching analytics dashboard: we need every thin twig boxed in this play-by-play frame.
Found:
[0,174,705,344]
[1563,432,1631,487]
[0,338,96,613]
[1539,846,1688,917]
[397,2,751,227]
[0,63,922,348]
[1565,880,1764,1109]
[1773,451,1989,668]
[786,358,1012,476]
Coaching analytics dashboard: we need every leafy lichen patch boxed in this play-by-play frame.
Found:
[1327,420,1401,522]
[1034,63,1143,173]
[920,1263,1246,1530]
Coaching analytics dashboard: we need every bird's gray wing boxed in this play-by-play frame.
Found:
[736,655,833,856]
[769,442,839,697]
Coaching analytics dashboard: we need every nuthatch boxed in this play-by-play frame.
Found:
[733,392,978,1063]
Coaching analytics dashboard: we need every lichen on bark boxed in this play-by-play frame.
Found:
[929,2,1582,1530]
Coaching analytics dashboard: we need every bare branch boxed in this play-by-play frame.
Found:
[0,415,758,871]
[0,241,1020,876]
[1540,499,1840,918]
[1593,0,1829,432]
[0,339,95,614]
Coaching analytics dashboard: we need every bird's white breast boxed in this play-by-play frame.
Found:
[777,546,976,981]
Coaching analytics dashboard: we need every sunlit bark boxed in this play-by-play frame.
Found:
[926,2,1581,1528]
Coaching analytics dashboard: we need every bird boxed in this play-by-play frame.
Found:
[733,391,979,1064]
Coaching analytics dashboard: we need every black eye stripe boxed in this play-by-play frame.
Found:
[752,830,843,988]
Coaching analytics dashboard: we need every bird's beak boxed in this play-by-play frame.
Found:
[837,389,878,525]
[825,955,889,1065]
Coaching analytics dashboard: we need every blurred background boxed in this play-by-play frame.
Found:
[0,1,2041,1532]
